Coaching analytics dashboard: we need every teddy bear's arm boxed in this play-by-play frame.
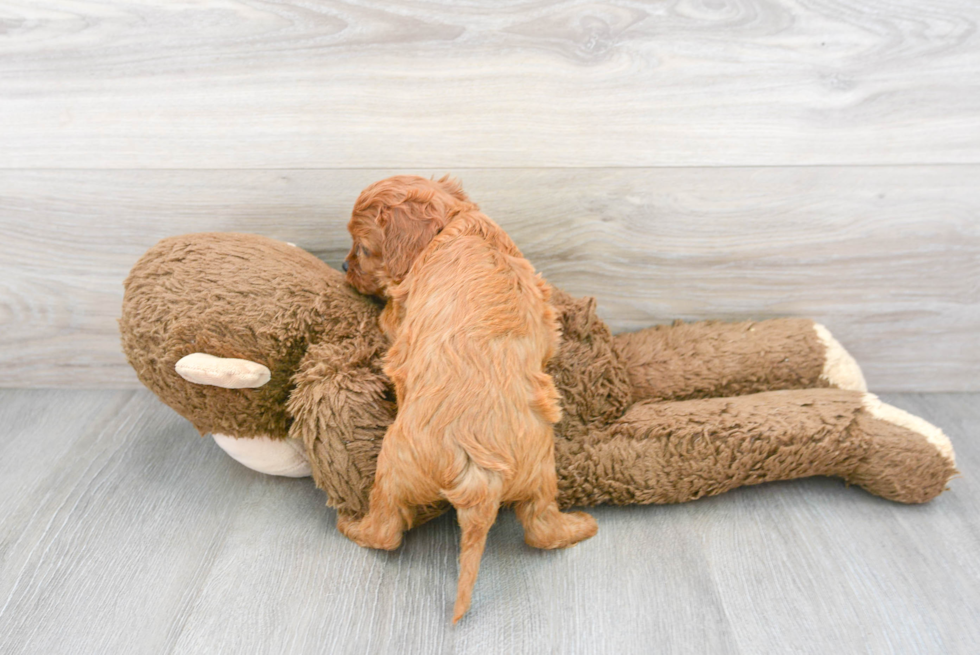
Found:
[286,338,452,527]
[554,388,955,507]
[614,318,866,403]
[286,337,396,519]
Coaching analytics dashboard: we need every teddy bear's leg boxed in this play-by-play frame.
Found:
[554,389,955,507]
[614,318,866,402]
[210,433,312,478]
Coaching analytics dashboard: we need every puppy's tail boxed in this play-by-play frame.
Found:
[445,470,502,624]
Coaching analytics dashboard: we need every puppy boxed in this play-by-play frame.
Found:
[342,175,597,622]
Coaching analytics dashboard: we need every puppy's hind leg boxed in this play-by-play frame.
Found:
[515,460,597,550]
[337,447,414,551]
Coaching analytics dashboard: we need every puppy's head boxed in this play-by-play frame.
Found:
[345,175,471,296]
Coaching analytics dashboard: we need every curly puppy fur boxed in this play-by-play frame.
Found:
[342,175,597,622]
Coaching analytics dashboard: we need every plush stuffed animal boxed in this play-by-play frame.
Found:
[120,232,957,523]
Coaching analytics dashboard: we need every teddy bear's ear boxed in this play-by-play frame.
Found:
[175,353,271,388]
[379,202,445,283]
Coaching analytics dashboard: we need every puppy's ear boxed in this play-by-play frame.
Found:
[379,203,445,282]
[435,175,470,204]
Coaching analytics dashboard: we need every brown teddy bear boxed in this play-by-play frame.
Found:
[119,232,957,524]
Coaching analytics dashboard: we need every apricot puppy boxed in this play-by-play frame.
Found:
[342,175,597,622]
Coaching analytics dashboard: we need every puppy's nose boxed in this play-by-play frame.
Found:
[342,261,349,273]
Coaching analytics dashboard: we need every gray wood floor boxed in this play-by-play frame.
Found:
[0,389,976,654]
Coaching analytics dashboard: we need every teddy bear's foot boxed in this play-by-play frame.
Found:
[211,433,312,478]
[813,324,867,392]
[846,394,957,503]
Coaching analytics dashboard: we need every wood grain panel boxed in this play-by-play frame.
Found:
[1,0,978,168]
[0,389,978,652]
[1,167,977,390]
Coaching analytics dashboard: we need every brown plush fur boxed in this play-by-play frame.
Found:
[616,318,830,402]
[120,233,957,516]
[557,389,883,505]
[341,176,596,622]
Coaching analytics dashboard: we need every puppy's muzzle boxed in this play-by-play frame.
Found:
[342,261,349,272]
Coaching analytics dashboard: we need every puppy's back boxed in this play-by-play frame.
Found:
[383,213,561,484]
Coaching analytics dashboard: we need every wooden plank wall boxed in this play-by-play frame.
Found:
[1,1,978,391]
